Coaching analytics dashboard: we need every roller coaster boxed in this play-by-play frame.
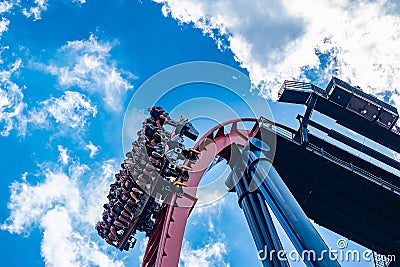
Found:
[96,77,400,267]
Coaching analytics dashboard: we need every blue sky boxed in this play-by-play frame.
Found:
[0,0,399,266]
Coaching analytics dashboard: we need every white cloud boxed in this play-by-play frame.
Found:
[38,34,134,112]
[0,58,26,136]
[40,207,76,267]
[138,237,149,263]
[57,145,69,165]
[192,196,225,216]
[189,198,225,236]
[0,1,13,14]
[122,107,147,152]
[1,0,84,23]
[39,91,97,128]
[41,207,124,267]
[86,141,99,158]
[179,240,229,267]
[0,52,96,137]
[1,168,81,234]
[18,90,97,135]
[154,0,400,108]
[0,17,10,37]
[1,158,123,267]
[80,160,116,224]
[22,0,47,21]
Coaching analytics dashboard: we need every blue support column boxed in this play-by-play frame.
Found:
[227,144,289,267]
[245,137,340,267]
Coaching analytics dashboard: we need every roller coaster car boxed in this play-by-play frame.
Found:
[181,170,190,181]
[151,201,162,213]
[166,137,183,150]
[176,185,184,198]
[163,165,179,178]
[162,180,186,198]
[123,236,137,251]
[182,148,200,161]
[176,121,199,141]
[177,164,192,171]
[98,107,200,252]
[144,220,155,237]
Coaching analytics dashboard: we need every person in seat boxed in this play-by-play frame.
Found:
[133,154,147,168]
[147,106,167,127]
[126,151,133,159]
[144,123,158,140]
[132,141,146,156]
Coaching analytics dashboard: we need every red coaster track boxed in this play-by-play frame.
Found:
[142,118,260,267]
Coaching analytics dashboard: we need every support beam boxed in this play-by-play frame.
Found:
[301,116,400,171]
[237,138,340,267]
[227,143,289,267]
[299,93,318,145]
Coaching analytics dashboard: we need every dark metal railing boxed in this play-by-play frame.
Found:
[258,117,400,195]
[307,142,400,195]
[278,80,327,98]
[331,77,398,114]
